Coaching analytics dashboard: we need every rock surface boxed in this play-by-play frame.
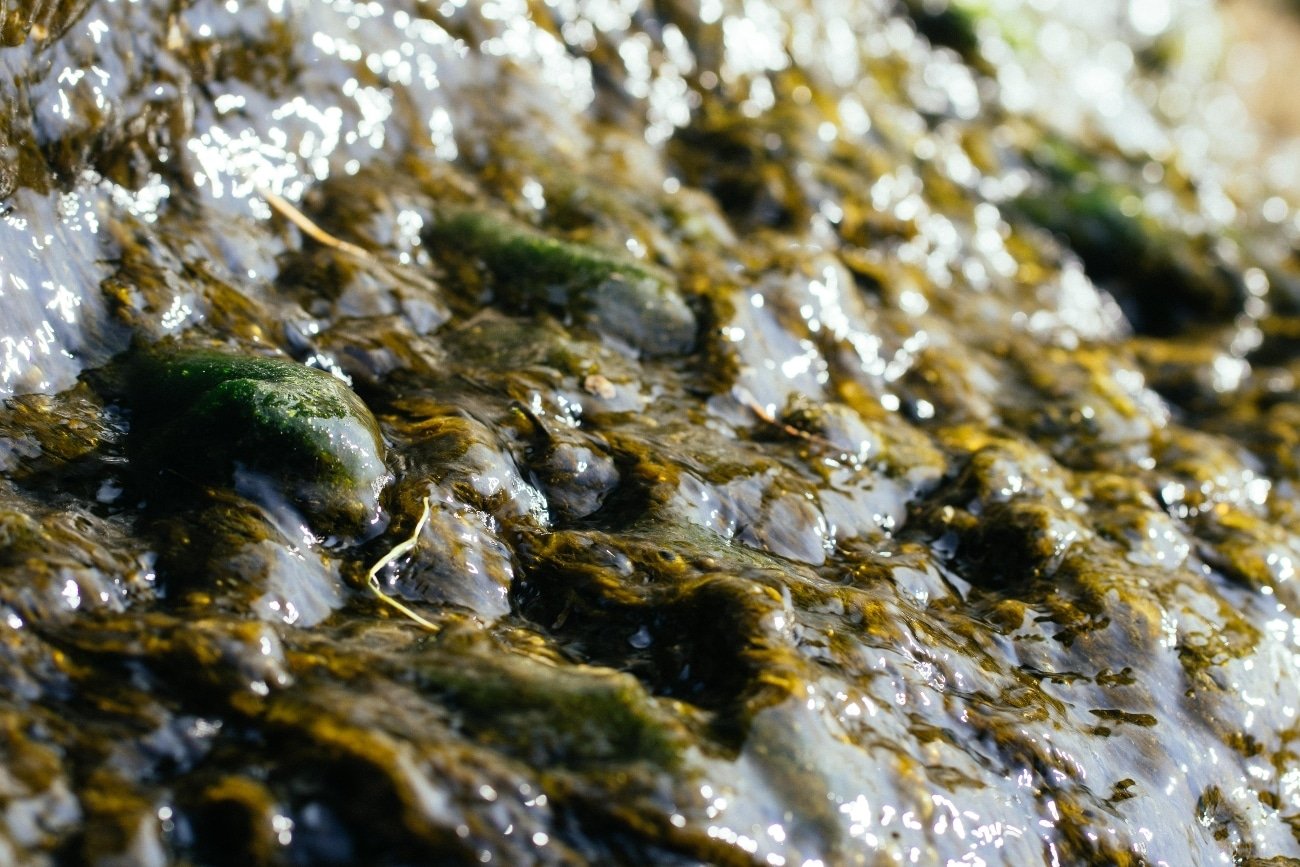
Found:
[0,0,1299,864]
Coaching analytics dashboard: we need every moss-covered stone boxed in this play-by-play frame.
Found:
[1011,136,1245,335]
[126,347,390,537]
[424,208,697,356]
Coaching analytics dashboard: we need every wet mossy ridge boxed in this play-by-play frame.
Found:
[125,346,392,540]
[3,0,1300,864]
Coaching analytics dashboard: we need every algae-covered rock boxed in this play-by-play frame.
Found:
[7,0,1300,863]
[126,347,390,537]
[424,208,697,356]
[1010,136,1245,335]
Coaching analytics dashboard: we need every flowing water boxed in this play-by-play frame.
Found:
[3,0,1300,864]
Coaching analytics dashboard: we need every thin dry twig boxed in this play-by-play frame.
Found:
[366,495,439,631]
[258,186,373,260]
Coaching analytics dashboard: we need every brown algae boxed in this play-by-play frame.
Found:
[1,0,1300,864]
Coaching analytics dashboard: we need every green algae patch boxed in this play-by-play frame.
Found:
[424,207,697,357]
[1010,136,1244,335]
[126,347,390,537]
[411,649,694,769]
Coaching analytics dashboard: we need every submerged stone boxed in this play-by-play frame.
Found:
[424,207,697,356]
[126,347,390,538]
[6,0,1300,863]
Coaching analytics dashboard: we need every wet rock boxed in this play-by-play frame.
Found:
[142,487,348,628]
[531,440,619,522]
[378,485,515,620]
[393,404,550,530]
[277,246,452,337]
[222,537,345,628]
[440,312,653,416]
[0,715,82,858]
[127,346,390,539]
[5,0,1300,863]
[424,208,697,356]
[675,470,832,566]
[0,484,155,622]
[183,776,284,867]
[0,383,122,482]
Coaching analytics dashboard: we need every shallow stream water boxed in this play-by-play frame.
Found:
[4,0,1300,864]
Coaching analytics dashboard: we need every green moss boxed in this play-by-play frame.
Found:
[424,208,697,356]
[412,650,691,768]
[127,346,390,537]
[1011,136,1243,335]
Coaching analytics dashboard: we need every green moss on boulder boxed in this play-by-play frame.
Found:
[127,347,390,537]
[425,208,697,356]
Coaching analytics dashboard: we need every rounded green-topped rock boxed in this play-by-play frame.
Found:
[425,207,697,356]
[128,347,390,537]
